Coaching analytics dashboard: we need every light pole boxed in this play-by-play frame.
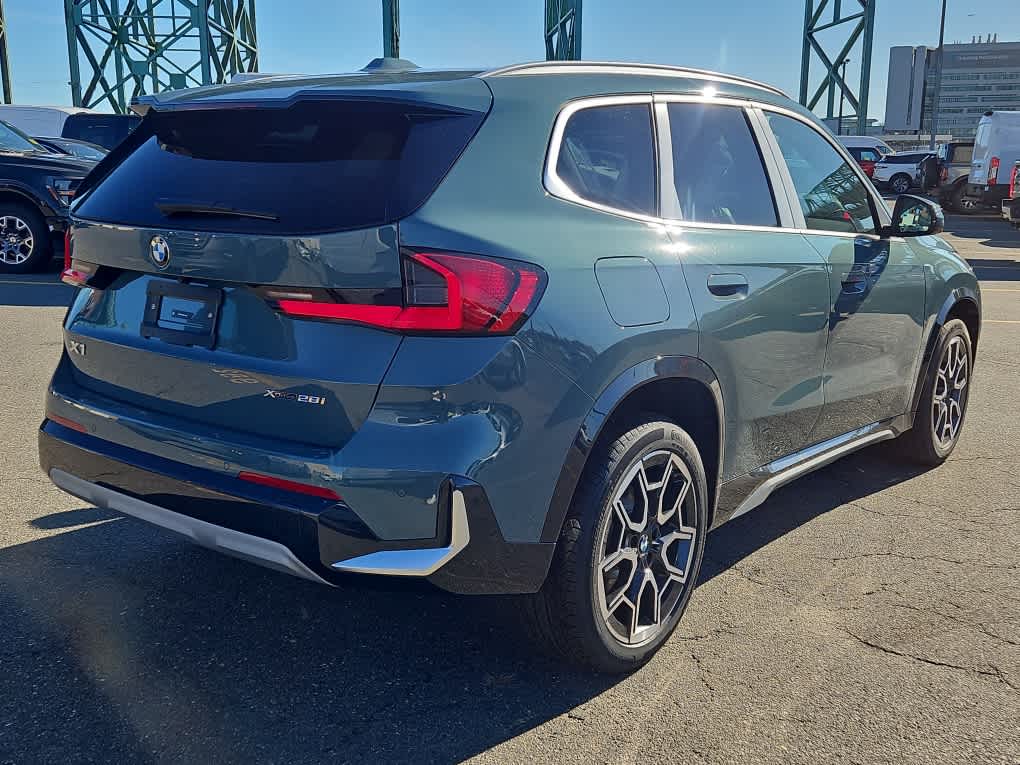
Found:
[929,0,948,150]
[838,58,850,135]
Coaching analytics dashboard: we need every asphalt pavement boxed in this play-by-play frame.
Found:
[0,215,1017,765]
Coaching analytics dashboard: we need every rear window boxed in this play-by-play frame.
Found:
[62,113,139,149]
[950,144,974,164]
[75,100,485,235]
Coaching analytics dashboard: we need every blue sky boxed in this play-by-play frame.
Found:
[5,0,1020,119]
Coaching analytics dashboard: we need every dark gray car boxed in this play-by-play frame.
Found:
[40,61,980,672]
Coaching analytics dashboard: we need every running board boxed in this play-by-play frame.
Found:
[729,424,897,520]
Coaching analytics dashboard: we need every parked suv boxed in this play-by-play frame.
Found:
[844,145,881,178]
[935,140,976,213]
[0,119,95,273]
[872,151,934,194]
[40,62,980,672]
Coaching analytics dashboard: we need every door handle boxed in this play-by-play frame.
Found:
[707,273,748,298]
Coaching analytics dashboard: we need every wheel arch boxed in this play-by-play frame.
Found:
[0,182,58,219]
[910,287,981,418]
[540,356,725,544]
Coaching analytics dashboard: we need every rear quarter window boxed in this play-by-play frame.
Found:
[74,100,485,235]
[550,103,657,217]
[62,114,140,149]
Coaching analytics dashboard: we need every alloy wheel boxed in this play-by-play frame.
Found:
[891,176,910,194]
[932,336,968,449]
[0,216,34,265]
[594,450,698,647]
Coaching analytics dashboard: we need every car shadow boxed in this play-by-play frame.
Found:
[0,265,76,307]
[3,444,929,763]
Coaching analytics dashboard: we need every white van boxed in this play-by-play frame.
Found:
[966,111,1020,208]
[837,135,894,156]
[0,105,139,150]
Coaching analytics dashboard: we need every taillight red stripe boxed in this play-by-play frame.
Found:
[273,250,544,336]
[237,471,341,500]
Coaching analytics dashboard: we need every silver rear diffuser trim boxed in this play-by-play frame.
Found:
[331,489,471,577]
[49,468,332,586]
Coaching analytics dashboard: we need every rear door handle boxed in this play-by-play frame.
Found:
[707,273,748,299]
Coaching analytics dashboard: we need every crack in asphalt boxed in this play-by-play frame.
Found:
[819,551,1019,571]
[889,602,1020,647]
[843,628,1019,693]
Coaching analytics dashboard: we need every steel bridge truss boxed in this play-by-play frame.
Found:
[545,0,582,61]
[64,0,258,113]
[800,0,875,135]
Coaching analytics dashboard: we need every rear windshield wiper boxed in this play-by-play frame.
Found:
[156,202,279,222]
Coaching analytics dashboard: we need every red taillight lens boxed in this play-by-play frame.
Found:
[237,471,341,501]
[63,229,72,272]
[276,251,545,335]
[989,156,1000,185]
[61,258,97,288]
[940,166,948,183]
[1010,164,1019,198]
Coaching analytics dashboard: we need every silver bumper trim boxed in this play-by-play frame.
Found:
[331,489,471,576]
[49,468,332,586]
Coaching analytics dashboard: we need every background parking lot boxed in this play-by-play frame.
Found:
[1,214,1018,764]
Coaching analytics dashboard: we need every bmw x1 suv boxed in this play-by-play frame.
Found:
[41,61,980,672]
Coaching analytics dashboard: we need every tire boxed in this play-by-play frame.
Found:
[896,319,973,466]
[951,183,979,215]
[523,419,708,673]
[890,174,912,195]
[0,203,52,274]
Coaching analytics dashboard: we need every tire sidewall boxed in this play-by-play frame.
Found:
[575,422,709,667]
[891,175,911,194]
[921,319,973,461]
[0,203,52,274]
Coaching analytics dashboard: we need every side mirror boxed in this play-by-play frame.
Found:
[890,194,944,237]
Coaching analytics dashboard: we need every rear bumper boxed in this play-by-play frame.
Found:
[1001,197,1020,222]
[965,182,1010,207]
[39,421,553,594]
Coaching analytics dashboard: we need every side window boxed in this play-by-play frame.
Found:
[665,103,778,226]
[554,103,656,216]
[766,113,877,235]
[859,149,880,162]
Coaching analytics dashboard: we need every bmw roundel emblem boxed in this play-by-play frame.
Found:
[149,235,171,269]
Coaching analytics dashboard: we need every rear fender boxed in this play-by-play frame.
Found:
[540,355,725,543]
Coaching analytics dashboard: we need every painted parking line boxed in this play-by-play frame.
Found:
[983,319,1020,324]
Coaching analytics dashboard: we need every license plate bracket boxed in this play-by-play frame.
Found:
[142,281,223,349]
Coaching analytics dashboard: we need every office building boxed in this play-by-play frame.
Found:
[884,37,1020,138]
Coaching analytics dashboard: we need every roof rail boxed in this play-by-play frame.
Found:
[481,61,788,98]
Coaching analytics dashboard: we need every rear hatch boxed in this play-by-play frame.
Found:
[64,74,491,448]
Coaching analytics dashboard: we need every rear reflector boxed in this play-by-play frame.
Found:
[237,471,341,501]
[276,250,545,335]
[47,413,86,433]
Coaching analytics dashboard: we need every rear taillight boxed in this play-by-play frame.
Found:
[940,166,948,183]
[61,257,98,288]
[63,229,71,272]
[275,250,546,335]
[1010,164,1019,198]
[989,156,1000,185]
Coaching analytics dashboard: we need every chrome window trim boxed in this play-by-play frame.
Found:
[544,93,897,240]
[482,61,788,98]
[543,95,662,225]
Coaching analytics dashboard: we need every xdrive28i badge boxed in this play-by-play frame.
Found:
[264,389,327,406]
[149,235,171,269]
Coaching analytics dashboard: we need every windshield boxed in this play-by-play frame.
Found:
[0,120,43,153]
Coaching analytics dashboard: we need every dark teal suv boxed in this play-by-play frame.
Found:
[40,61,980,672]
